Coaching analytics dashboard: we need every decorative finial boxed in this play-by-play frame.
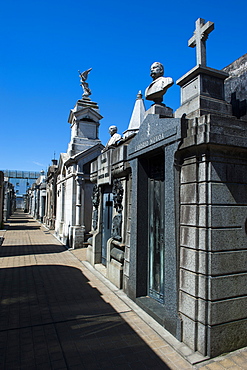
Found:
[78,68,92,98]
[137,90,142,99]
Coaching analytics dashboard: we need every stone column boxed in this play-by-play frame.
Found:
[57,183,65,239]
[61,183,65,222]
[71,175,85,249]
[75,176,83,226]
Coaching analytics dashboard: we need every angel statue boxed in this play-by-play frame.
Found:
[78,68,92,98]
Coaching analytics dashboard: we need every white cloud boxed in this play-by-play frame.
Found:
[32,161,45,167]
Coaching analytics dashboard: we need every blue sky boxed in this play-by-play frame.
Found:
[1,0,246,172]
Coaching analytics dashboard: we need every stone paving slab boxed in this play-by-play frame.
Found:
[0,211,246,369]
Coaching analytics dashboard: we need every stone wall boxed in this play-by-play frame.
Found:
[223,53,247,119]
[178,113,247,357]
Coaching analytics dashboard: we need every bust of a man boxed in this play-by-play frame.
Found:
[102,126,122,152]
[145,62,174,104]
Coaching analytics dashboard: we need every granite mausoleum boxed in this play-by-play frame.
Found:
[87,18,247,361]
[173,19,247,358]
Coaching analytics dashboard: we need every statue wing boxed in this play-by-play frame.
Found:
[81,68,92,81]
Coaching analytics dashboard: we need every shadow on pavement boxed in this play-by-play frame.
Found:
[1,212,66,257]
[0,264,170,369]
[0,243,66,257]
[5,219,36,223]
[6,225,41,230]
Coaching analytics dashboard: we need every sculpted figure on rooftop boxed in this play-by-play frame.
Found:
[145,62,174,104]
[102,126,122,152]
[78,68,92,98]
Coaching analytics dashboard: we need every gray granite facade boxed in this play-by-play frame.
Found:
[177,113,247,357]
[127,114,184,339]
[173,20,247,357]
[123,19,247,359]
[124,81,247,359]
[84,22,247,361]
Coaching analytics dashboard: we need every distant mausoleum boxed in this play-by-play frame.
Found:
[43,159,58,230]
[28,170,46,222]
[0,171,4,228]
[2,170,40,209]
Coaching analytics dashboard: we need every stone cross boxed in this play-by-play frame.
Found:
[188,18,214,66]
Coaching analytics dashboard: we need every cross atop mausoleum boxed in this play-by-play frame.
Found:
[188,18,214,66]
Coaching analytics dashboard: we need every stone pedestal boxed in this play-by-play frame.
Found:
[145,103,173,118]
[108,259,123,288]
[67,100,102,157]
[70,225,85,249]
[76,97,99,110]
[175,65,232,118]
[86,232,102,265]
[106,238,124,289]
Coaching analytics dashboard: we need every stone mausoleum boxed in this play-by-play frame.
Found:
[87,18,247,362]
[55,69,103,248]
[43,159,58,230]
[3,170,40,209]
[87,91,145,287]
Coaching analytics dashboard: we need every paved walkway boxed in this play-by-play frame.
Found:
[0,212,246,370]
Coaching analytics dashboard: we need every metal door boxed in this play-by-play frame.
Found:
[101,192,113,265]
[148,155,165,303]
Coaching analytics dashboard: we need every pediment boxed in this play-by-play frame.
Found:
[128,115,182,159]
[68,106,103,125]
[65,143,104,167]
[57,153,69,174]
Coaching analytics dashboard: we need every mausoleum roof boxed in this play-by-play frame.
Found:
[123,91,146,138]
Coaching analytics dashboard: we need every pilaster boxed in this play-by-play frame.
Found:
[177,114,247,357]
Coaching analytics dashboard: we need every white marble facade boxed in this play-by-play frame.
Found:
[28,171,46,222]
[55,97,103,248]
